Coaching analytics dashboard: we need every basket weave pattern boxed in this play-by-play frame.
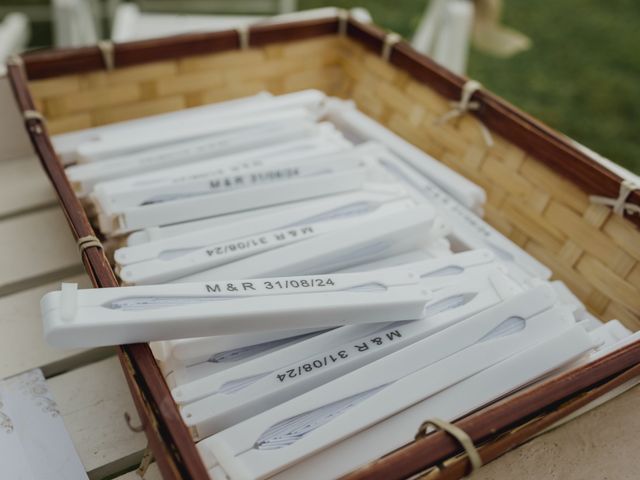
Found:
[28,35,640,331]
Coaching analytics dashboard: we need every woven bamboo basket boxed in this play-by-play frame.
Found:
[7,15,640,480]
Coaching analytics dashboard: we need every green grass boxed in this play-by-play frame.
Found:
[4,0,638,171]
[301,0,640,172]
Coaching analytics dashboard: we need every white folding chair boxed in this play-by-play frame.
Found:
[412,0,474,75]
[112,3,261,42]
[0,13,30,64]
[413,0,531,75]
[52,0,101,47]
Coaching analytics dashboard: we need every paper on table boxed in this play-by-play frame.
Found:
[0,369,88,480]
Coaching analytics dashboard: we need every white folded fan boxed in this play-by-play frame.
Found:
[324,99,486,213]
[172,205,437,282]
[42,209,447,347]
[369,143,552,282]
[177,267,520,437]
[88,124,348,200]
[95,152,366,217]
[52,92,274,164]
[124,183,409,246]
[174,254,509,404]
[197,285,566,478]
[97,165,367,235]
[258,324,595,480]
[41,267,433,348]
[116,188,412,265]
[67,119,335,196]
[152,249,495,366]
[151,326,330,368]
[117,198,415,285]
[74,89,328,161]
[338,246,443,272]
[165,330,329,388]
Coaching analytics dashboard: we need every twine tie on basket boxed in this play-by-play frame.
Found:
[437,80,494,147]
[97,40,115,71]
[415,418,482,477]
[236,26,250,50]
[337,9,349,36]
[381,32,402,62]
[590,179,640,217]
[23,110,46,134]
[23,110,45,123]
[77,235,103,254]
[6,54,24,68]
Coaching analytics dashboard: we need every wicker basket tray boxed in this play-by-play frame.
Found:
[7,15,640,480]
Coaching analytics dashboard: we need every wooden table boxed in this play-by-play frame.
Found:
[1,76,638,480]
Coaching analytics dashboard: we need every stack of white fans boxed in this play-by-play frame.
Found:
[41,89,638,480]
